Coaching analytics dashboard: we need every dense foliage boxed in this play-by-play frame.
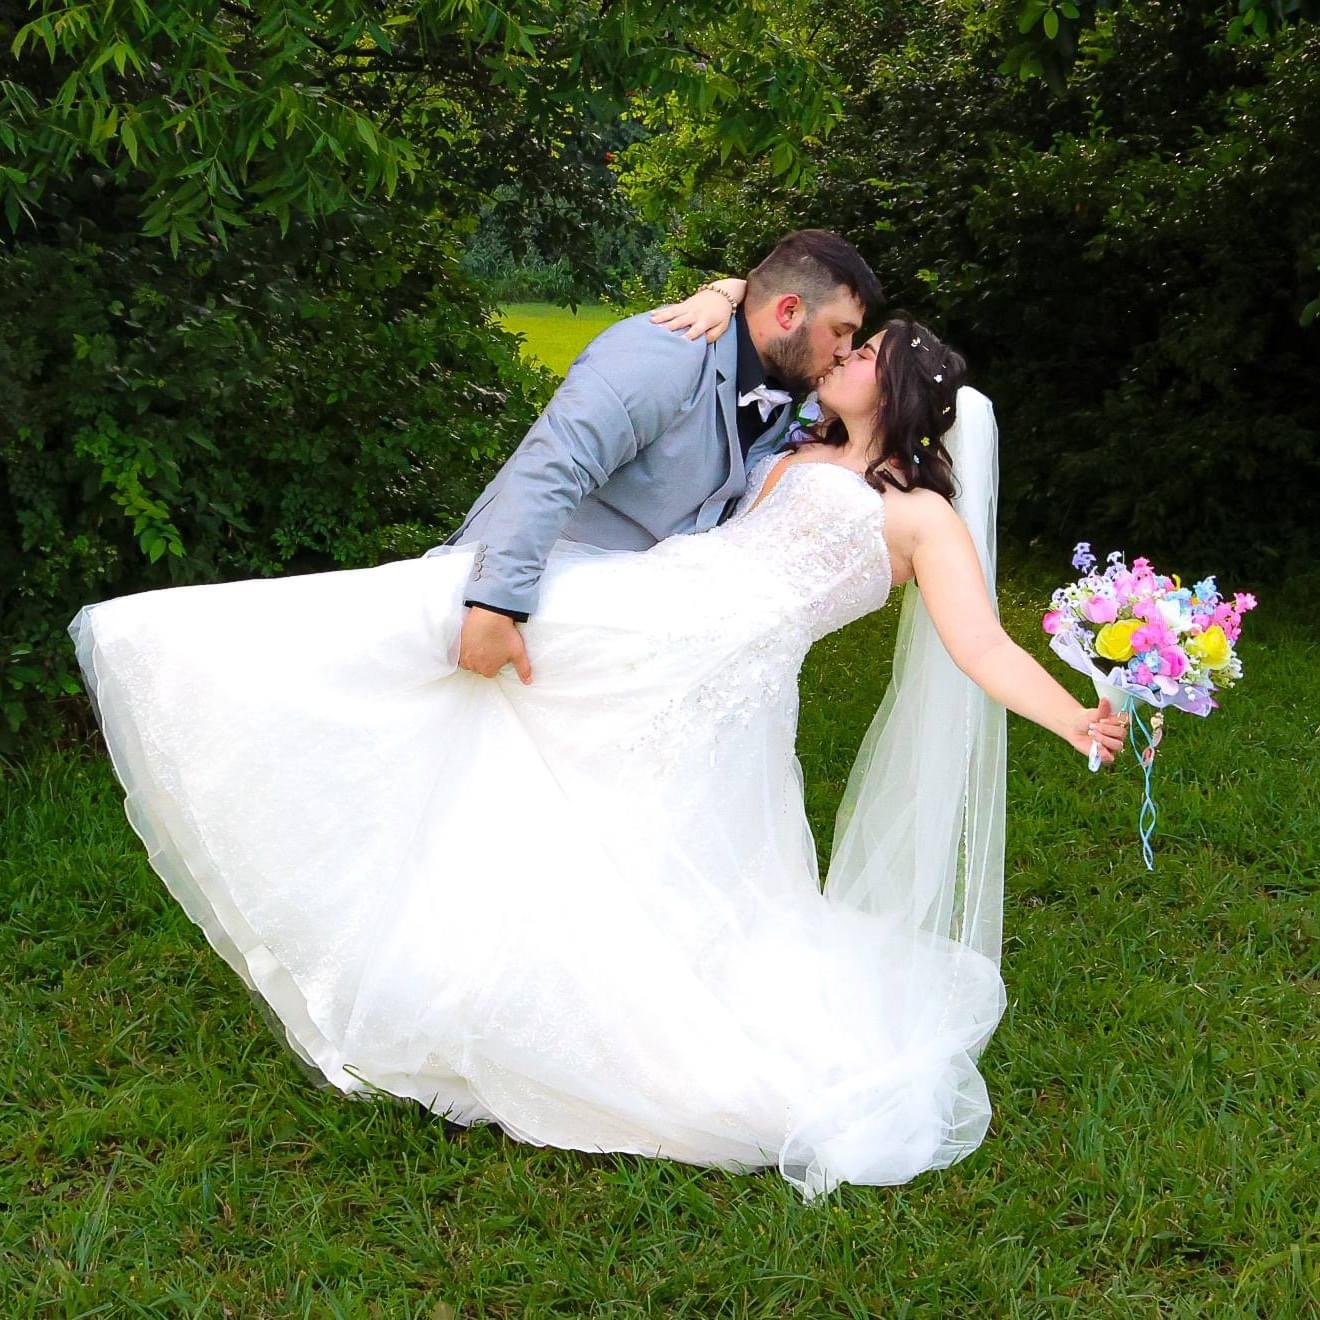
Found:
[460,121,669,305]
[0,209,553,747]
[625,1,1320,577]
[1,0,838,255]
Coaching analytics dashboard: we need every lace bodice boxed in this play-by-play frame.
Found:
[650,453,893,643]
[532,453,896,771]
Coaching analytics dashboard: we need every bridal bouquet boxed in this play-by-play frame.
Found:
[1043,543,1257,867]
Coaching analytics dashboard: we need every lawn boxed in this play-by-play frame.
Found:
[2,305,1317,1315]
[498,302,624,377]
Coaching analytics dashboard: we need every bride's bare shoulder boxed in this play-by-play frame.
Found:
[881,482,955,535]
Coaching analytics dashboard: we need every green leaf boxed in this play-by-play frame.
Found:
[1043,9,1060,39]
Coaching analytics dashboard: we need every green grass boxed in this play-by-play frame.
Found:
[497,302,624,376]
[3,565,1316,1315]
[3,304,1318,1313]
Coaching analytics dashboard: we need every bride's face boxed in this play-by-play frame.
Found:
[816,332,883,419]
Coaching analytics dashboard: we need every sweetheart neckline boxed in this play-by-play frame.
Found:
[744,455,882,518]
[735,456,894,591]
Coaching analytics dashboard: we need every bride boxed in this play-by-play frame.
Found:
[68,286,1126,1203]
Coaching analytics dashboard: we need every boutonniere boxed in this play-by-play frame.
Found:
[791,392,823,429]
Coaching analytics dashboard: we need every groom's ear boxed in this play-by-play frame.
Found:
[772,294,805,332]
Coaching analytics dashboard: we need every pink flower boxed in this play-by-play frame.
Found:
[1235,592,1258,612]
[1131,620,1174,652]
[1083,595,1119,624]
[1131,598,1160,622]
[1132,556,1151,571]
[1132,661,1155,686]
[1223,612,1242,643]
[1042,609,1066,635]
[1159,646,1188,680]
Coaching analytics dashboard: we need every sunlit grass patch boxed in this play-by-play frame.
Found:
[497,302,624,377]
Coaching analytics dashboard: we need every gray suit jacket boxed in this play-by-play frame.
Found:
[439,311,794,618]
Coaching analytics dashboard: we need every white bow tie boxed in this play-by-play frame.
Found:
[737,384,794,422]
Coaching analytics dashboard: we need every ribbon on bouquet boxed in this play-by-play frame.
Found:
[1085,676,1164,872]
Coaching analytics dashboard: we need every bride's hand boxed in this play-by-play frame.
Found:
[1065,696,1128,765]
[650,278,746,342]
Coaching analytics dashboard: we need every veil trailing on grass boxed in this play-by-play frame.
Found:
[824,384,1008,993]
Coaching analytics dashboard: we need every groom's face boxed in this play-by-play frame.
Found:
[764,289,865,394]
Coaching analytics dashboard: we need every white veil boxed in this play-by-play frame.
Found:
[824,385,1007,980]
[777,386,1008,1200]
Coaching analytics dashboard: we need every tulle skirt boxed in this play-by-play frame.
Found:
[69,540,1005,1201]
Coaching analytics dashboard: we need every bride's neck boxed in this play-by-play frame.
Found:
[837,416,882,470]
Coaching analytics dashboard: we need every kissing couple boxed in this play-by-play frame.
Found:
[69,228,1126,1202]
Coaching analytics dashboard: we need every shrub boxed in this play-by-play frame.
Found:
[0,208,553,751]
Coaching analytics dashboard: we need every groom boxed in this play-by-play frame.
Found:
[445,229,882,681]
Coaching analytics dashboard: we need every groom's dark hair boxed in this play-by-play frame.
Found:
[746,230,882,316]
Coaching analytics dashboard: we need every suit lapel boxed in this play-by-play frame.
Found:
[714,323,743,486]
[746,408,796,469]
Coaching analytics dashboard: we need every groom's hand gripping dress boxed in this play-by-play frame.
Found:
[458,606,533,683]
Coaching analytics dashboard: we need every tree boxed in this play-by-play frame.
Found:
[621,0,1320,575]
[2,0,841,258]
[0,0,846,748]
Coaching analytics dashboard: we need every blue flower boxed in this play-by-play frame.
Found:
[1191,576,1219,605]
[1072,542,1096,573]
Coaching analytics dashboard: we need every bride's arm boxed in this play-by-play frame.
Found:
[909,497,1128,763]
[649,278,746,342]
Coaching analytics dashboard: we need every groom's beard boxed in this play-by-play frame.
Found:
[761,323,819,397]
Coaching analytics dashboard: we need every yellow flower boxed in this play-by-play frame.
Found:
[1095,618,1143,662]
[1187,624,1232,670]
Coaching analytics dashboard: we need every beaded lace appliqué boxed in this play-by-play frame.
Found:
[621,460,893,772]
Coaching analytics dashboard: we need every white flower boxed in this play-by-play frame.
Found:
[1157,597,1190,631]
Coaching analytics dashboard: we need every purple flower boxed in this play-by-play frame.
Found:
[1072,542,1097,573]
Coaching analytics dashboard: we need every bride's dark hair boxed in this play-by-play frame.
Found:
[811,313,967,503]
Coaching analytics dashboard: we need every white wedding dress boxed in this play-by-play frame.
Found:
[69,453,1007,1201]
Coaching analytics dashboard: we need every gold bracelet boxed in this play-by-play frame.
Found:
[700,282,739,312]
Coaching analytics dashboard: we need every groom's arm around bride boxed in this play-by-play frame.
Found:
[449,229,881,681]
